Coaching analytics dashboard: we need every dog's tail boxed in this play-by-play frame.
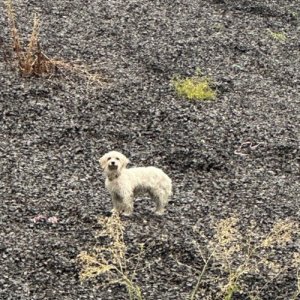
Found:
[163,176,173,204]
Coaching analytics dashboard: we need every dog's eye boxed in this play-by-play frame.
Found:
[107,157,111,161]
[116,157,120,160]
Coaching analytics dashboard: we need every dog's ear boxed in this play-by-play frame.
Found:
[99,154,108,169]
[123,157,129,168]
[120,154,129,169]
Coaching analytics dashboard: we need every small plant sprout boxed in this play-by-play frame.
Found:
[172,71,216,101]
[267,29,287,42]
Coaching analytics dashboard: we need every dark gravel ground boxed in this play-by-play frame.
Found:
[1,0,300,299]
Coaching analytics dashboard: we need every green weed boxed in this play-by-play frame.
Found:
[172,72,216,101]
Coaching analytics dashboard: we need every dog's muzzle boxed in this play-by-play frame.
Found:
[108,161,118,170]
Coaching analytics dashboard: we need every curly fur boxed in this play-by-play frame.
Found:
[99,151,172,216]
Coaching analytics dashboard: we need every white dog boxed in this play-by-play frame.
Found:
[99,151,172,216]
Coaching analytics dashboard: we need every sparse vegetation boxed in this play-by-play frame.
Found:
[78,214,144,300]
[172,71,216,101]
[78,215,299,300]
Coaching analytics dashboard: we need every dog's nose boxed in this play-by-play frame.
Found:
[111,161,115,165]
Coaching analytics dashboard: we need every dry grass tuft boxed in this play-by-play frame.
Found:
[4,0,106,84]
[261,219,295,248]
[78,214,144,300]
[50,60,105,84]
[5,0,55,76]
[190,217,299,300]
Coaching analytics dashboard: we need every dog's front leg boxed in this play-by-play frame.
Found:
[111,193,124,214]
[122,194,134,216]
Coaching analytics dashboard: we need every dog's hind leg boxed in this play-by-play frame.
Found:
[150,191,168,215]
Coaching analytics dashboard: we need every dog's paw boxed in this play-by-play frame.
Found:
[122,211,133,217]
[154,210,165,216]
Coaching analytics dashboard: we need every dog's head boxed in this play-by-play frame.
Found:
[99,151,129,176]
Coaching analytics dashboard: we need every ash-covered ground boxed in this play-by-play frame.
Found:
[0,0,299,299]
